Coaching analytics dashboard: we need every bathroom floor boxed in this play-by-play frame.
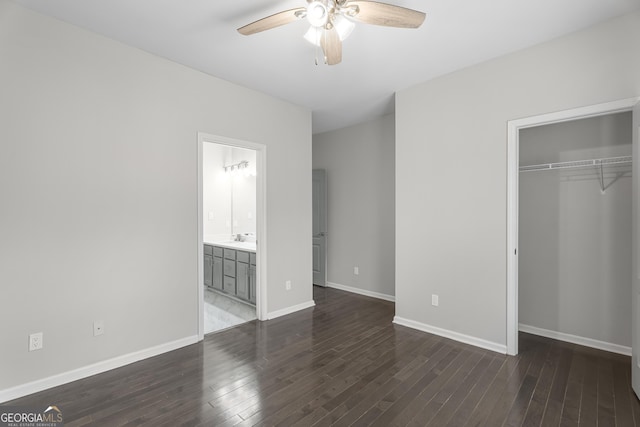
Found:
[204,288,257,334]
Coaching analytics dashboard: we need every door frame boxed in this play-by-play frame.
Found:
[506,97,639,356]
[197,132,268,341]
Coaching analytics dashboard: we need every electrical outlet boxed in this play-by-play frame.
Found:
[208,211,214,220]
[354,266,359,275]
[431,294,439,307]
[29,332,43,351]
[285,280,292,291]
[93,320,104,337]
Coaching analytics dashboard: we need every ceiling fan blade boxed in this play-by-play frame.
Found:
[347,1,425,28]
[320,27,342,65]
[237,8,306,36]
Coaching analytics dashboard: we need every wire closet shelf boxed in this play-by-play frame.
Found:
[519,155,632,192]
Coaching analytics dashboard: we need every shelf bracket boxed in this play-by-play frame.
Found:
[598,161,605,193]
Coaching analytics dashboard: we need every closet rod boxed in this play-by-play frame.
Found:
[519,155,632,173]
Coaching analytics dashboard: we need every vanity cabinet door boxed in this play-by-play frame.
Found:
[223,259,236,277]
[204,253,213,288]
[223,275,236,294]
[249,265,256,304]
[236,261,250,301]
[212,256,223,290]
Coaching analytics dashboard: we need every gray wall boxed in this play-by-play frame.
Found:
[313,115,395,298]
[396,10,640,349]
[519,113,632,347]
[0,0,312,391]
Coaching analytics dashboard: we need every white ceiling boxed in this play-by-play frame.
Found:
[13,0,640,133]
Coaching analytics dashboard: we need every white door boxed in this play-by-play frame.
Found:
[632,101,640,398]
[312,169,327,286]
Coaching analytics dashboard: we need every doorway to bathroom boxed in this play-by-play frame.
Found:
[197,133,267,339]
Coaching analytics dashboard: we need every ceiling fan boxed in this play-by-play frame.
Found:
[237,0,426,65]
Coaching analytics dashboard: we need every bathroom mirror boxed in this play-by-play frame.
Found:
[203,144,257,242]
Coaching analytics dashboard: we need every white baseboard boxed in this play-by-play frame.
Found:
[267,300,315,320]
[519,324,631,356]
[393,316,507,354]
[326,282,395,302]
[0,335,199,404]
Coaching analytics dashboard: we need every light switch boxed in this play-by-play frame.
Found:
[208,211,214,220]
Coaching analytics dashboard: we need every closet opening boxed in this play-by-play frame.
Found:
[507,98,639,356]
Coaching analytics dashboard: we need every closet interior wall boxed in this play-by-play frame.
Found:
[519,112,632,349]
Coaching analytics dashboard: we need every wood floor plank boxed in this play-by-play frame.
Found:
[365,347,470,426]
[462,338,538,426]
[597,357,617,426]
[420,352,494,426]
[407,350,488,426]
[540,346,573,425]
[445,355,505,426]
[316,338,446,427]
[578,354,598,427]
[502,337,553,427]
[612,359,635,426]
[281,334,435,426]
[559,350,586,427]
[5,287,640,427]
[250,335,405,425]
[630,372,640,426]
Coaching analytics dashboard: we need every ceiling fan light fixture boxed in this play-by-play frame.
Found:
[307,1,329,27]
[333,14,354,41]
[303,26,322,46]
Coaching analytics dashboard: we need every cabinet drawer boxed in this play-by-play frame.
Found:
[204,245,213,256]
[250,252,256,266]
[237,251,249,263]
[223,275,236,294]
[224,248,236,260]
[213,246,223,257]
[223,259,236,277]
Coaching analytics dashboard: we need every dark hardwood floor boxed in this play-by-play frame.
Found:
[6,286,640,426]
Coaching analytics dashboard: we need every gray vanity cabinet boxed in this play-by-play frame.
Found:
[205,244,256,306]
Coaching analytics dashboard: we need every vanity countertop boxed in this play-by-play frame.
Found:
[204,239,256,253]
